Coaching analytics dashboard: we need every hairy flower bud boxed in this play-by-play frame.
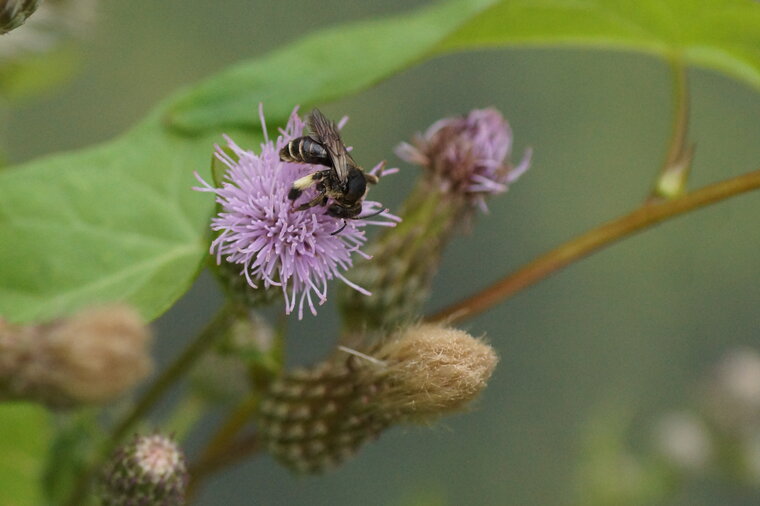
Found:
[258,324,497,473]
[100,433,188,506]
[339,108,530,332]
[364,324,498,421]
[0,0,40,34]
[0,305,152,407]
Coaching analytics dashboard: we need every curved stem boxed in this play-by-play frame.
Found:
[188,431,261,501]
[428,169,760,325]
[192,394,260,473]
[64,303,239,506]
[186,314,287,500]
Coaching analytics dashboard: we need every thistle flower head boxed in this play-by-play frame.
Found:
[395,107,531,211]
[100,433,188,506]
[195,106,398,319]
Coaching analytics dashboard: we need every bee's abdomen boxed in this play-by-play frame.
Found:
[280,136,330,166]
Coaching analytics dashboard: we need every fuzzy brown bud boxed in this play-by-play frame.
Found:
[0,305,152,407]
[258,324,497,473]
[366,323,498,421]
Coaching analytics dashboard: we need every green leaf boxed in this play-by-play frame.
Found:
[0,46,80,101]
[0,403,52,506]
[166,0,497,132]
[0,107,232,321]
[169,0,760,133]
[42,411,101,505]
[0,105,260,323]
[440,0,760,91]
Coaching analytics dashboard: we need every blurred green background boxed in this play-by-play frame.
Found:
[5,1,760,505]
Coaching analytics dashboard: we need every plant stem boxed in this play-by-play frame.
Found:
[186,395,261,499]
[650,56,692,200]
[428,168,760,325]
[188,432,261,500]
[64,303,239,506]
[187,313,287,499]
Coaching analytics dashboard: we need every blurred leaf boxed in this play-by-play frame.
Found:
[441,0,760,91]
[211,145,237,188]
[166,0,497,132]
[169,0,760,133]
[42,411,101,505]
[0,105,261,323]
[0,403,52,506]
[0,46,80,101]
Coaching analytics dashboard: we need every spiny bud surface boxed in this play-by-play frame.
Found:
[258,324,497,473]
[100,433,188,506]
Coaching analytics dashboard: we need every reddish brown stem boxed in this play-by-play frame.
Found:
[428,169,760,325]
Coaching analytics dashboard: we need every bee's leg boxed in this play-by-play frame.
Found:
[330,220,348,236]
[288,170,329,201]
[296,193,327,211]
[364,173,379,185]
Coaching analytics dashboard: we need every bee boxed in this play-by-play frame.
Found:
[280,109,382,234]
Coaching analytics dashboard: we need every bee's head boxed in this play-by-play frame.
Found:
[343,167,367,204]
[326,201,362,220]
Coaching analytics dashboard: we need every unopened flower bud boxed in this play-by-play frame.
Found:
[339,108,530,332]
[0,0,40,34]
[0,305,152,407]
[258,324,497,473]
[365,324,498,421]
[100,433,188,506]
[0,0,97,62]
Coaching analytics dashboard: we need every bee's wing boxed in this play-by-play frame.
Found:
[308,108,354,183]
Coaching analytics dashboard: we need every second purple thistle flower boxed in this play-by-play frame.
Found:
[195,107,399,319]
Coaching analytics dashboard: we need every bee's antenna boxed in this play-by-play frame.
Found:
[331,220,348,236]
[359,207,387,220]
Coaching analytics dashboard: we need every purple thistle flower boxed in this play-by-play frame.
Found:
[194,106,399,319]
[395,108,531,211]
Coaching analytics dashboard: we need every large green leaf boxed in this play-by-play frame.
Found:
[0,403,51,506]
[169,0,760,133]
[441,0,760,90]
[166,0,496,132]
[0,108,244,323]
